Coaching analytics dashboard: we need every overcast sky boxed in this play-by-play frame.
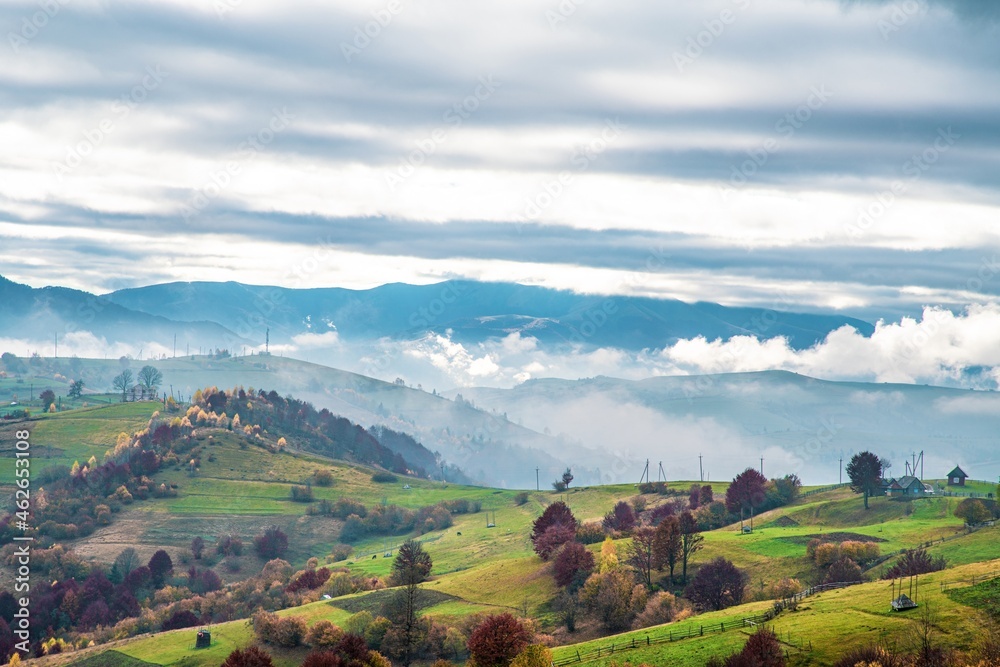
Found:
[1,0,999,322]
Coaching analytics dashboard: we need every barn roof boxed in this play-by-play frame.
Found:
[947,466,968,479]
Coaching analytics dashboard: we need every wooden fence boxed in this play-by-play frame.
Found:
[552,582,858,665]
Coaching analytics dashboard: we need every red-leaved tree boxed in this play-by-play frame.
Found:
[531,502,577,560]
[221,645,275,667]
[467,613,532,667]
[725,468,768,532]
[553,541,595,589]
[602,501,636,534]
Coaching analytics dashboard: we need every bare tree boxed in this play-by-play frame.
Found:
[137,365,163,392]
[113,369,134,403]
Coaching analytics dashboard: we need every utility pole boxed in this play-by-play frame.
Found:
[173,334,176,358]
[699,454,704,482]
[760,456,764,477]
[441,462,445,482]
[265,328,270,355]
[839,457,843,485]
[535,467,539,491]
[53,333,57,358]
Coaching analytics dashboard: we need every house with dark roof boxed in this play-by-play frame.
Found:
[946,466,968,487]
[887,476,927,498]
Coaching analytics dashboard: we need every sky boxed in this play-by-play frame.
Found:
[1,1,999,323]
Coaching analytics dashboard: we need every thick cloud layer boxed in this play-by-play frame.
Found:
[0,0,998,320]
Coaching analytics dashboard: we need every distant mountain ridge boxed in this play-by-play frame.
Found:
[0,275,245,350]
[104,279,875,350]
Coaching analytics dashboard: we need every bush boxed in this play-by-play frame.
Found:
[632,592,686,630]
[291,485,315,502]
[216,534,244,557]
[371,471,398,483]
[510,644,553,667]
[724,627,785,667]
[576,521,605,545]
[534,523,576,561]
[330,544,354,562]
[831,645,903,667]
[314,469,334,486]
[530,502,577,559]
[514,492,530,506]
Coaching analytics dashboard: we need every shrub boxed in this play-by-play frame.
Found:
[291,485,315,502]
[831,645,903,667]
[576,521,605,544]
[632,592,686,630]
[371,471,398,483]
[300,652,342,667]
[314,469,334,486]
[216,534,244,556]
[725,627,785,667]
[468,613,532,667]
[330,544,354,562]
[288,567,332,592]
[531,502,577,559]
[514,492,530,506]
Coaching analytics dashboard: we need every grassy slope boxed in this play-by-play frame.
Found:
[554,557,1000,667]
[11,401,1000,667]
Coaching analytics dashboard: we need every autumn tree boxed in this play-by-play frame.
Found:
[883,548,946,579]
[39,388,56,407]
[221,645,274,667]
[627,526,659,589]
[147,549,173,586]
[553,541,595,590]
[68,379,84,398]
[846,451,886,509]
[191,536,205,560]
[138,365,163,392]
[725,467,768,533]
[254,526,289,559]
[955,498,992,526]
[580,569,646,631]
[467,613,532,667]
[388,539,432,665]
[562,468,574,489]
[679,511,703,583]
[721,628,786,667]
[112,369,134,402]
[602,500,636,534]
[653,514,682,584]
[531,502,577,560]
[684,557,746,611]
[823,558,862,585]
